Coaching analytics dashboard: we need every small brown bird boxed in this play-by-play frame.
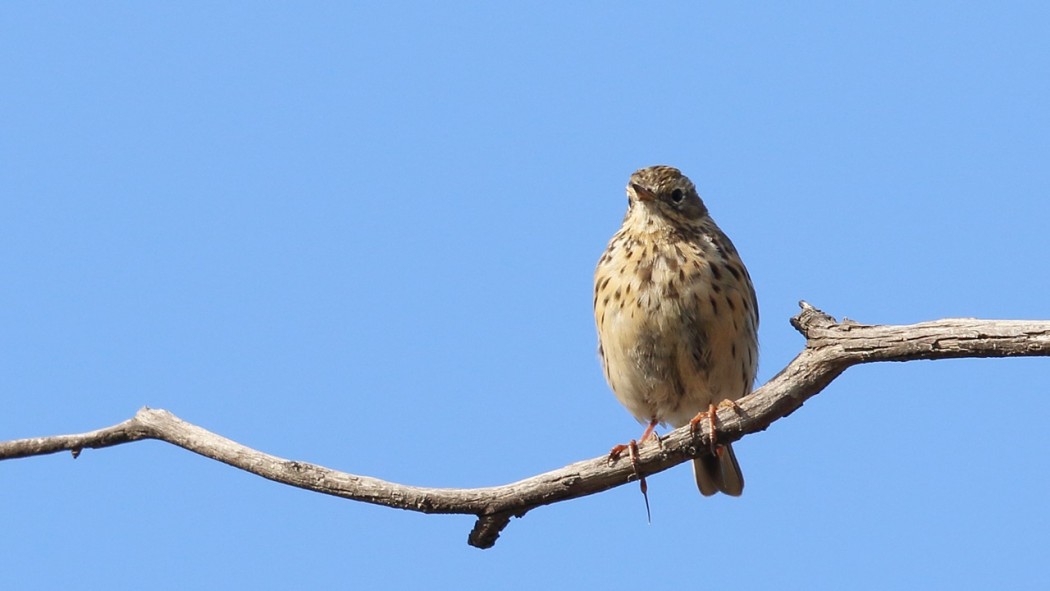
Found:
[595,165,758,496]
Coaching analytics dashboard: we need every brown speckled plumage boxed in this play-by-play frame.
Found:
[595,165,758,496]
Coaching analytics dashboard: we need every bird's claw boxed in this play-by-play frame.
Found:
[689,403,720,455]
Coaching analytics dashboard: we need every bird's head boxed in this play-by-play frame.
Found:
[626,165,708,226]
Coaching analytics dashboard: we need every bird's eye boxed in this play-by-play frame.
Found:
[670,188,684,203]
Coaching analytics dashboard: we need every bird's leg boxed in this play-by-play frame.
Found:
[638,418,659,443]
[689,403,720,455]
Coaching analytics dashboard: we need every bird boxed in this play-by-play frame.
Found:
[594,165,758,496]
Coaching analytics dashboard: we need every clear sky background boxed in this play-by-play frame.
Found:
[3,3,1049,589]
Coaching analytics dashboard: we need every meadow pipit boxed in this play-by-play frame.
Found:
[595,165,758,496]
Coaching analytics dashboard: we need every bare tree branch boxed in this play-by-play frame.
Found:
[3,303,1049,549]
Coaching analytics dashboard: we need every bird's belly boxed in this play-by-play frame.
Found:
[600,295,706,426]
[599,283,750,428]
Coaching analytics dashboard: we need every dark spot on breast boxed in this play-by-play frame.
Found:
[709,294,719,314]
[727,265,742,281]
[709,264,723,280]
[731,342,737,359]
[664,282,678,298]
[637,264,653,283]
[664,255,679,272]
[678,268,686,282]
[711,282,722,294]
[686,326,710,372]
[726,297,736,312]
[712,239,728,260]
[614,289,622,301]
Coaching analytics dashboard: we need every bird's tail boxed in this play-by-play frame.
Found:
[692,443,744,496]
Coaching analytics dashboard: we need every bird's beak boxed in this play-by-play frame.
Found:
[631,183,655,202]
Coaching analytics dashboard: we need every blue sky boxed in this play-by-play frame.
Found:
[3,2,1049,589]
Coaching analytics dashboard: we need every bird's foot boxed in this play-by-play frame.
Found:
[606,439,651,522]
[719,398,744,416]
[689,403,720,455]
[608,418,660,461]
